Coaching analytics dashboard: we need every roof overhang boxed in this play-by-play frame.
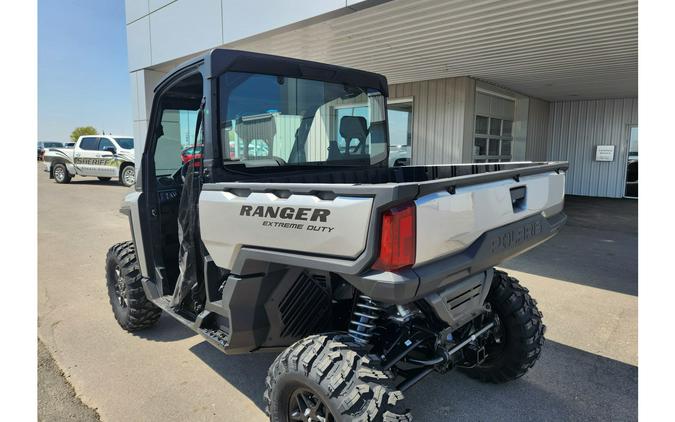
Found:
[213,0,637,101]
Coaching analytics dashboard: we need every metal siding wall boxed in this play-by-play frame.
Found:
[389,76,473,165]
[548,98,638,198]
[526,97,550,161]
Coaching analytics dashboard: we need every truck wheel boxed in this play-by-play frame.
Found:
[265,334,411,422]
[98,177,111,182]
[53,163,71,184]
[105,241,161,331]
[460,270,545,383]
[119,165,135,187]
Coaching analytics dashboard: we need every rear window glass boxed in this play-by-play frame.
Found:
[218,72,387,167]
[113,137,134,150]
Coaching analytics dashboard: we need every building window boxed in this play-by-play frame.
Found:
[387,99,413,166]
[474,115,513,162]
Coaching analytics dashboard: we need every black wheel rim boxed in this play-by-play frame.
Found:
[288,388,334,422]
[113,266,128,308]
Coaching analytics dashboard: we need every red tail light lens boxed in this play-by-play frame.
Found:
[372,202,416,271]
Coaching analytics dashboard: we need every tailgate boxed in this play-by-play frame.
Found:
[415,170,565,266]
[199,190,374,270]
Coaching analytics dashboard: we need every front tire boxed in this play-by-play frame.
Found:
[265,334,411,422]
[105,241,161,331]
[119,165,135,187]
[460,270,545,383]
[53,163,71,184]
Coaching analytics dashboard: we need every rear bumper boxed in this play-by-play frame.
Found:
[343,211,566,304]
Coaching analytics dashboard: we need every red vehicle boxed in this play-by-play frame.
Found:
[180,145,203,166]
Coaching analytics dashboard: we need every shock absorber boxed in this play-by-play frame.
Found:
[349,294,384,345]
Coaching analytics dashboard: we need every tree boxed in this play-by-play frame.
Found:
[70,126,98,142]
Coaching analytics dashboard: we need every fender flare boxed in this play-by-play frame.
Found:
[118,160,135,176]
[47,158,75,178]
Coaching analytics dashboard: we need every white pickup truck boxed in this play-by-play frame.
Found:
[43,135,136,186]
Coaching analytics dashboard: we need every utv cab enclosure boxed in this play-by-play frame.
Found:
[107,49,567,421]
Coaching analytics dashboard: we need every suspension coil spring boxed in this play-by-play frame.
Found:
[349,294,384,345]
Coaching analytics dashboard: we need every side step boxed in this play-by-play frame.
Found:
[149,294,231,351]
[152,295,199,329]
[199,327,231,352]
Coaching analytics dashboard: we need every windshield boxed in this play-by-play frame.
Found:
[43,142,63,148]
[114,137,134,149]
[218,72,388,167]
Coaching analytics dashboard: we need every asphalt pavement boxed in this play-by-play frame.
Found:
[37,164,637,421]
[38,339,100,421]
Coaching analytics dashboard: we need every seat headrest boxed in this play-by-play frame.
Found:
[339,116,368,141]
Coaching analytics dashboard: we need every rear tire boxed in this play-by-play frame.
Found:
[53,163,71,184]
[460,270,545,383]
[98,177,111,181]
[105,241,161,331]
[119,165,135,187]
[265,334,411,422]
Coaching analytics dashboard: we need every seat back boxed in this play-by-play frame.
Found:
[339,116,368,156]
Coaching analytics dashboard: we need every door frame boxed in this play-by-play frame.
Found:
[140,64,206,297]
[623,124,638,199]
[387,97,414,165]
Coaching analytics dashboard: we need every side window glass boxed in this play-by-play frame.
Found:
[98,138,115,151]
[152,73,204,179]
[79,137,99,150]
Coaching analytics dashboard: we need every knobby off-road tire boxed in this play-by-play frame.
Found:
[53,163,71,184]
[461,270,545,383]
[265,334,412,422]
[105,241,161,331]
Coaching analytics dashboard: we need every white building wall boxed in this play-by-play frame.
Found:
[125,0,366,158]
[129,69,166,164]
[548,98,638,198]
[389,77,475,165]
[125,0,352,72]
[526,97,550,162]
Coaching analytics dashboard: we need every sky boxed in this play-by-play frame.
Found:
[38,0,132,141]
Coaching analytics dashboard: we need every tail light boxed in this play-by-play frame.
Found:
[372,202,416,271]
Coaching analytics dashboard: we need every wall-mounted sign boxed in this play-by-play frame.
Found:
[595,145,615,162]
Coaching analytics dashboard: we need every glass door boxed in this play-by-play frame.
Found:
[387,99,413,166]
[625,126,638,198]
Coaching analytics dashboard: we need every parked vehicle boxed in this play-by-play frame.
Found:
[389,144,412,166]
[43,135,135,186]
[37,141,65,160]
[105,49,567,421]
[180,144,203,166]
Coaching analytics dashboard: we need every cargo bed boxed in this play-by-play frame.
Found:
[216,160,567,188]
[200,160,568,303]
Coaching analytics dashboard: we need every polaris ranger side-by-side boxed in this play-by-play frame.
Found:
[106,49,567,421]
